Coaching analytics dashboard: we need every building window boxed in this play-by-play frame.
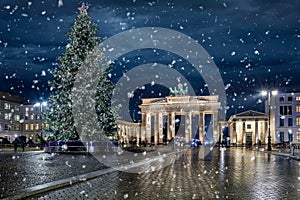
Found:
[25,124,29,131]
[35,123,39,130]
[297,132,300,142]
[280,106,292,115]
[15,125,20,131]
[4,103,11,110]
[30,124,34,131]
[285,106,289,115]
[296,96,300,101]
[297,118,300,126]
[279,118,284,126]
[14,115,20,121]
[15,105,20,112]
[288,96,293,101]
[4,113,12,120]
[288,106,292,115]
[296,106,300,113]
[280,106,283,115]
[279,97,284,102]
[288,132,293,142]
[4,124,11,131]
[279,132,284,142]
[288,118,293,126]
[246,124,251,129]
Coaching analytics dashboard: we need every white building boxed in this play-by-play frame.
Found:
[270,92,300,143]
[228,110,268,146]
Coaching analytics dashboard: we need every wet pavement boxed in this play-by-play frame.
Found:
[0,150,106,199]
[7,147,298,200]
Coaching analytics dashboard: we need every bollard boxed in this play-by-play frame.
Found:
[291,145,295,156]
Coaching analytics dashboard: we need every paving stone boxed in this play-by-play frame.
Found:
[27,148,300,200]
[0,151,106,199]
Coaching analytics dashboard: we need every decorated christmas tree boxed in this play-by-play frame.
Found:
[45,3,117,141]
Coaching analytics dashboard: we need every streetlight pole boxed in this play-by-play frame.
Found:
[262,90,277,151]
[267,91,272,151]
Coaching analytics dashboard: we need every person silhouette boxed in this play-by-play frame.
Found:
[21,141,25,151]
[13,139,18,152]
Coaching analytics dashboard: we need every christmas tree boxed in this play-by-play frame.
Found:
[95,74,118,138]
[45,3,117,141]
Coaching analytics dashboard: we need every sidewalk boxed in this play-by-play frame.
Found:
[3,167,117,200]
[270,151,300,160]
[0,146,43,152]
[252,146,300,161]
[269,148,300,161]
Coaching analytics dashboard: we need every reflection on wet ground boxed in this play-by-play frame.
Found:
[33,148,300,199]
[0,151,105,198]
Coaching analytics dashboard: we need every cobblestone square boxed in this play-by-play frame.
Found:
[1,147,299,200]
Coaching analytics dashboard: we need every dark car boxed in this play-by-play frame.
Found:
[275,141,289,149]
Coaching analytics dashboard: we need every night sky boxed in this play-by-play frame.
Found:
[0,0,299,118]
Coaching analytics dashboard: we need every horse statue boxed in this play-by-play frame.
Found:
[170,83,188,96]
[169,87,179,96]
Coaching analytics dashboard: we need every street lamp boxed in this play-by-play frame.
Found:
[261,90,278,151]
[33,101,47,112]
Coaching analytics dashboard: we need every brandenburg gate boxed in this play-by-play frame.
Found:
[118,84,221,146]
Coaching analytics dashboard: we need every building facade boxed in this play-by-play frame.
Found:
[12,90,300,147]
[270,92,300,143]
[0,91,49,144]
[228,110,268,146]
[22,102,49,143]
[0,92,26,143]
[117,120,141,144]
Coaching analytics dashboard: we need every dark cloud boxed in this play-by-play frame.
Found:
[0,0,299,117]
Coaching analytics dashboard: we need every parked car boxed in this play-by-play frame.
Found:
[275,141,289,149]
